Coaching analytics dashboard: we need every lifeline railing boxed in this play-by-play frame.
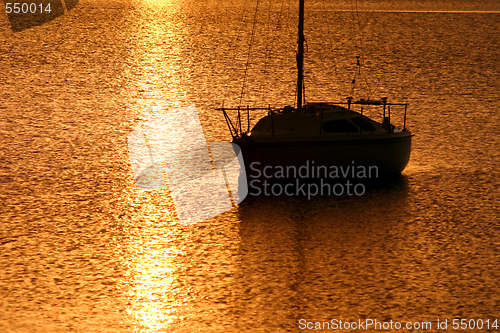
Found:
[218,98,409,140]
[217,105,272,139]
[330,97,409,133]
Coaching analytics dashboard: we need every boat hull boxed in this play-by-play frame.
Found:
[234,132,412,179]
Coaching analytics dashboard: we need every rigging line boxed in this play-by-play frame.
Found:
[355,0,373,98]
[367,76,382,100]
[351,0,375,99]
[257,0,275,102]
[231,0,250,66]
[286,0,295,107]
[349,0,370,99]
[302,35,308,105]
[302,71,306,105]
[322,0,342,101]
[224,0,250,108]
[284,0,293,37]
[259,0,288,104]
[294,80,298,108]
[239,0,261,107]
[349,0,359,97]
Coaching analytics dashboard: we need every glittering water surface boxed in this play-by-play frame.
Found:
[1,0,500,332]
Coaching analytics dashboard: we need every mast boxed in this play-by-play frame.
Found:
[297,0,305,111]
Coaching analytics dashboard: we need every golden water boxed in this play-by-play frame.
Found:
[1,0,500,331]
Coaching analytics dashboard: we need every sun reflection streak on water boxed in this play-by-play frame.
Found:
[125,241,180,331]
[116,5,201,328]
[118,190,189,332]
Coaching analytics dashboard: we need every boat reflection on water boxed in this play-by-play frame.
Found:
[231,176,414,329]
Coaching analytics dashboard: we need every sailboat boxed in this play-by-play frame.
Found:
[219,0,412,181]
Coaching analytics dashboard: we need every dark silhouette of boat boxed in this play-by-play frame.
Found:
[219,0,412,180]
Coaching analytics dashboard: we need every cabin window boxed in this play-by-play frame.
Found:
[351,117,376,131]
[322,119,358,133]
